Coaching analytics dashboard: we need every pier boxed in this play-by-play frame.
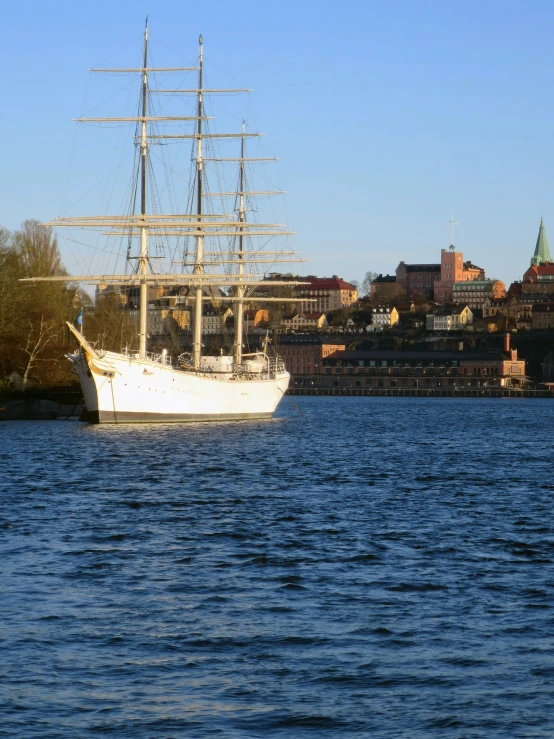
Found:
[288,386,554,398]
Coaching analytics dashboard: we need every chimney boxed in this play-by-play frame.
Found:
[511,348,518,361]
[504,332,510,352]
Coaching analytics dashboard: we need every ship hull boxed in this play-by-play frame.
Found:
[70,350,289,424]
[89,409,274,424]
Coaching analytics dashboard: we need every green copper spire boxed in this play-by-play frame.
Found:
[531,217,552,266]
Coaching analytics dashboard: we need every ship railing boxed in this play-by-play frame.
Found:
[150,350,173,366]
[266,356,286,378]
[123,347,174,366]
[239,352,286,379]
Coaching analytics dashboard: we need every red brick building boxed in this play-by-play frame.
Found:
[395,249,485,302]
[523,263,554,291]
[278,335,345,375]
[434,249,485,303]
[322,337,527,389]
[395,262,441,299]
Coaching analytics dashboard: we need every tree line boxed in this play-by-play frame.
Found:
[0,220,80,389]
[0,220,157,389]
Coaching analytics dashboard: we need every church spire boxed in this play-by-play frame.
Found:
[531,217,551,266]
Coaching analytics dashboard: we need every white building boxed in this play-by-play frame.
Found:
[371,306,399,328]
[282,312,328,331]
[426,305,473,331]
[201,307,232,335]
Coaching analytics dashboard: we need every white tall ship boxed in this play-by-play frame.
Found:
[24,23,307,423]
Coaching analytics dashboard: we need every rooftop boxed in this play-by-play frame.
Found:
[371,274,396,284]
[404,264,441,273]
[300,312,327,320]
[529,263,554,276]
[453,279,504,288]
[428,305,470,316]
[302,275,358,291]
[325,349,514,362]
[463,261,483,271]
[279,334,346,346]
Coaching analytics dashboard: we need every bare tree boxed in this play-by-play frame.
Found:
[361,271,378,297]
[374,283,406,306]
[0,226,10,251]
[20,316,61,388]
[84,293,138,353]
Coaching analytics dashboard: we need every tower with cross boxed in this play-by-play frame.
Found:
[446,214,458,251]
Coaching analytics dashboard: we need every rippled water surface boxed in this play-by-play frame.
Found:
[2,397,554,737]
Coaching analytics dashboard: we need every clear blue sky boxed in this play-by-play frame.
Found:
[3,0,554,287]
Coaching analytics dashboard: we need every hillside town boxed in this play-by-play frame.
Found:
[2,218,554,394]
[87,217,554,392]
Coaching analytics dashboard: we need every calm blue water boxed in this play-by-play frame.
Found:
[1,397,554,738]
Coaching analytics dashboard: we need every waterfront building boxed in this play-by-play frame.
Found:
[321,336,527,389]
[278,334,346,375]
[451,279,506,310]
[425,305,473,331]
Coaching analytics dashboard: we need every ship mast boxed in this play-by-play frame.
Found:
[234,122,246,368]
[139,20,149,360]
[192,35,204,369]
[25,31,310,323]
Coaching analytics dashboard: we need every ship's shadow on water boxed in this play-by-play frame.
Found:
[83,415,289,434]
[2,397,554,738]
